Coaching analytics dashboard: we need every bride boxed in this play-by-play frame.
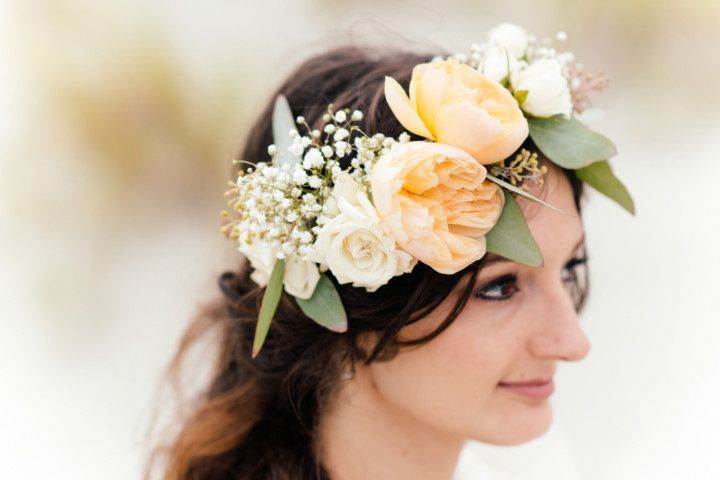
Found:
[147,23,632,480]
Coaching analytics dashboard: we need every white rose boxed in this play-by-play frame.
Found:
[479,45,523,83]
[306,189,416,292]
[511,59,573,118]
[487,23,529,59]
[239,238,320,299]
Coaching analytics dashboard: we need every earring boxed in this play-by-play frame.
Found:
[340,364,355,380]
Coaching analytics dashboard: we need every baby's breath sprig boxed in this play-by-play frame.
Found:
[489,148,548,191]
[222,104,411,264]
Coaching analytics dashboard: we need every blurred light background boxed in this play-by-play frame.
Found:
[1,0,719,478]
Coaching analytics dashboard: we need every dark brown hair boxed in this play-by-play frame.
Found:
[147,45,588,480]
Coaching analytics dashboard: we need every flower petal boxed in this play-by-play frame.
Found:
[384,76,434,140]
[412,64,448,133]
[435,101,528,164]
[427,231,486,274]
[434,102,502,163]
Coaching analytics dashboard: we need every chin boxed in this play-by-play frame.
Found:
[471,402,554,446]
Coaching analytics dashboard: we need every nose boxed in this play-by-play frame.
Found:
[528,280,591,362]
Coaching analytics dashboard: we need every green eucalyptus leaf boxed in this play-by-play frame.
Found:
[252,259,285,358]
[513,89,528,106]
[575,160,636,215]
[528,116,617,169]
[296,273,348,333]
[486,190,543,267]
[486,174,568,215]
[272,95,301,167]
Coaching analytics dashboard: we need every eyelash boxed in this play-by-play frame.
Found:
[473,256,588,302]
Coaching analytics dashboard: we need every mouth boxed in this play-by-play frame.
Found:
[497,378,555,401]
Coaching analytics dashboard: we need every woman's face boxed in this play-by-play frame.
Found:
[366,167,590,445]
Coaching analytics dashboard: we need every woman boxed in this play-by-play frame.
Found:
[148,24,632,480]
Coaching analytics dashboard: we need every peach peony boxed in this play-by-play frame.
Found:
[370,141,505,274]
[384,59,528,164]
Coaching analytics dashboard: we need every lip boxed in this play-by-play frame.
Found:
[497,378,555,401]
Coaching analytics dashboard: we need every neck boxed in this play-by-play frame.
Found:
[316,368,465,480]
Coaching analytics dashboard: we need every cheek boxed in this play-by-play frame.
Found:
[367,301,554,444]
[368,304,514,436]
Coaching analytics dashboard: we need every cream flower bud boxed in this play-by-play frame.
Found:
[322,172,359,218]
[511,58,573,118]
[238,238,320,299]
[479,45,522,83]
[332,172,361,205]
[487,22,529,59]
[283,258,321,298]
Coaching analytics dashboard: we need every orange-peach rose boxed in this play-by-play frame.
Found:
[384,59,529,164]
[370,141,505,274]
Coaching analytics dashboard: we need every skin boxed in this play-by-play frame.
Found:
[317,166,591,480]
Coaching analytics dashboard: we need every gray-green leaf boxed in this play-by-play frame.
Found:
[252,259,285,358]
[272,95,301,167]
[575,160,636,215]
[486,190,543,267]
[528,116,617,169]
[296,273,348,333]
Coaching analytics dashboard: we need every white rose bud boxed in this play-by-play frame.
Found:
[511,59,573,118]
[331,172,361,206]
[487,23,529,59]
[479,45,522,83]
[323,197,339,217]
[238,238,320,299]
[323,171,363,218]
[238,238,275,287]
[283,257,321,299]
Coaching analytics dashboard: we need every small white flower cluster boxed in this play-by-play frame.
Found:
[222,105,414,294]
[442,23,605,117]
[231,160,318,261]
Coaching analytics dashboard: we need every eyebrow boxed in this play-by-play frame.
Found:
[477,234,586,268]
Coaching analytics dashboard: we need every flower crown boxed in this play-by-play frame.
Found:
[221,23,635,357]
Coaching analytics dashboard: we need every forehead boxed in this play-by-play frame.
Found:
[476,168,583,272]
[516,167,584,265]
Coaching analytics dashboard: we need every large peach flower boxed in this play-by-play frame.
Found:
[384,59,528,164]
[370,141,505,274]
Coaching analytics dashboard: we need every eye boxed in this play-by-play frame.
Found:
[474,273,519,301]
[561,256,588,283]
[562,255,589,312]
